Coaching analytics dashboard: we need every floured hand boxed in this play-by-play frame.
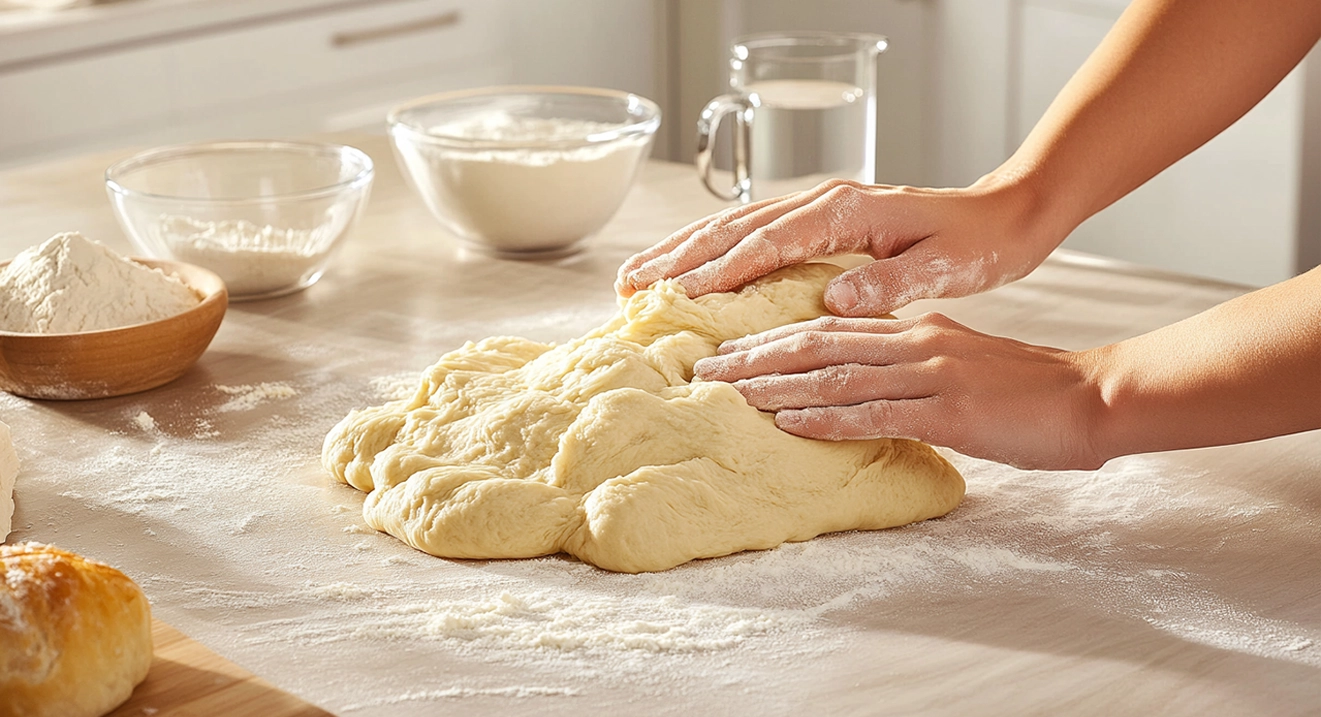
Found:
[616,178,1056,316]
[693,314,1107,470]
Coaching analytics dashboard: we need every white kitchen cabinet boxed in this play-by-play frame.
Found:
[0,0,663,168]
[0,42,173,157]
[0,0,516,167]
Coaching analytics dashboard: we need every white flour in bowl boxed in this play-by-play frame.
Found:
[158,216,325,297]
[0,232,199,334]
[407,114,650,254]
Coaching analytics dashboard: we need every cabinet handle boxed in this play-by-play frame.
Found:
[330,9,461,48]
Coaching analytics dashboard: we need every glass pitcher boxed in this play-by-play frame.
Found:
[697,32,888,204]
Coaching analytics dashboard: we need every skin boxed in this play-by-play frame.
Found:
[617,0,1321,470]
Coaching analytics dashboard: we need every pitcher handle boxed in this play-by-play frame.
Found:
[695,94,752,203]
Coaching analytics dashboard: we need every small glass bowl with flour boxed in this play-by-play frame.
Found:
[388,86,660,258]
[106,141,374,301]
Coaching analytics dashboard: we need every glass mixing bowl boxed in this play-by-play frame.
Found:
[388,85,661,258]
[106,141,374,301]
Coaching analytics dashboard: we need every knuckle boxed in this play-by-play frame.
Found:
[814,364,853,389]
[823,184,853,199]
[860,400,896,430]
[908,323,943,351]
[915,311,952,328]
[811,316,846,332]
[817,177,863,192]
[923,354,955,376]
[785,332,814,353]
[786,331,826,355]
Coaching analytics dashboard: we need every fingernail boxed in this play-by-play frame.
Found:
[825,280,857,312]
[692,356,716,378]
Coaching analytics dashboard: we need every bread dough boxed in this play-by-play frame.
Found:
[0,543,152,717]
[323,264,964,573]
[0,420,17,543]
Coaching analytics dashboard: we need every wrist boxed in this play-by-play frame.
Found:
[1069,342,1137,467]
[971,160,1083,258]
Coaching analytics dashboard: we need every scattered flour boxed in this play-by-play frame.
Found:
[343,686,580,710]
[132,411,157,432]
[215,382,298,412]
[0,232,199,333]
[247,586,801,654]
[369,372,421,401]
[230,513,266,535]
[192,419,220,440]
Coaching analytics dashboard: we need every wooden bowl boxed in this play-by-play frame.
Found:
[0,258,227,400]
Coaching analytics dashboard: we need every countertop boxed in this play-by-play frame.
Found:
[1,135,1318,716]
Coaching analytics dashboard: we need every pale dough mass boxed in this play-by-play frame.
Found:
[323,264,964,573]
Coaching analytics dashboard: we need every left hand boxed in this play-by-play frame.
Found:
[692,314,1108,470]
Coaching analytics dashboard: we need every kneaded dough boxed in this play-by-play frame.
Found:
[323,264,964,573]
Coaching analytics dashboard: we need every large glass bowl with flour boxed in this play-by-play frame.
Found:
[105,141,374,301]
[388,86,660,258]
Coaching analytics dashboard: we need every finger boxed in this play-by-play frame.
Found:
[774,397,945,442]
[670,230,786,298]
[824,239,976,316]
[616,229,696,295]
[719,316,915,355]
[694,330,913,382]
[626,180,859,295]
[731,363,936,411]
[620,194,791,293]
[673,185,878,297]
[618,201,766,279]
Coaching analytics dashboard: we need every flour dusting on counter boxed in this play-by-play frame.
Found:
[5,278,1318,716]
[369,372,421,401]
[132,411,157,432]
[343,686,580,711]
[215,382,298,412]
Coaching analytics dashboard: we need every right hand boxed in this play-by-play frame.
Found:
[615,177,1061,317]
[692,312,1107,470]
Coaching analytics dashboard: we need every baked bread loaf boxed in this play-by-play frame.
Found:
[0,543,152,717]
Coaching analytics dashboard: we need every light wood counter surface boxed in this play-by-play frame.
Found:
[1,135,1317,716]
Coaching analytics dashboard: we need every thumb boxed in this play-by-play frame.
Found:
[824,242,953,316]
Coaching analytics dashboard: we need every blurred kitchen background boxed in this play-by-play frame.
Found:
[1,0,1317,286]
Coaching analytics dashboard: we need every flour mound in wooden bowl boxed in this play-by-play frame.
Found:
[322,263,964,573]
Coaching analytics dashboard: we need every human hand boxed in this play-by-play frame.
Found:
[692,313,1107,470]
[616,177,1058,317]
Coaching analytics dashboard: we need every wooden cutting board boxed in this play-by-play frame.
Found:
[106,619,332,717]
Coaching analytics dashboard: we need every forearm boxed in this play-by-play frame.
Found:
[988,0,1321,243]
[1081,267,1321,462]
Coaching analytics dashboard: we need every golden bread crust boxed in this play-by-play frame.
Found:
[0,543,152,717]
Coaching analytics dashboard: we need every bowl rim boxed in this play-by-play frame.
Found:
[104,140,375,205]
[0,257,228,339]
[386,85,663,150]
